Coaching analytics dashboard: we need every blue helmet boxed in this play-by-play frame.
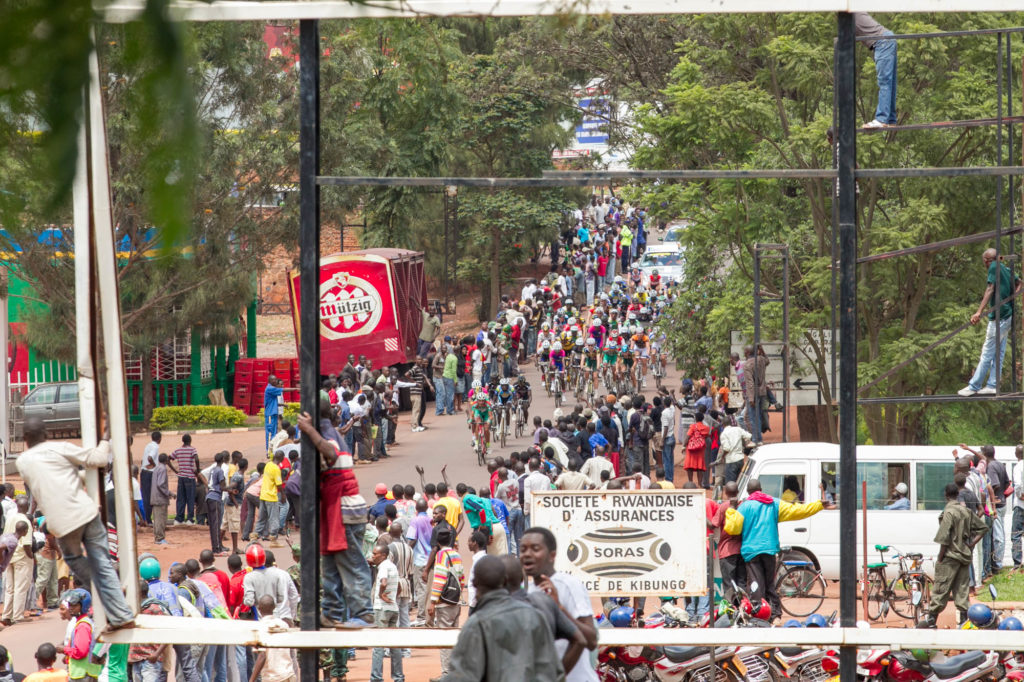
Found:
[999,616,1023,631]
[609,606,635,628]
[967,603,995,628]
[804,614,827,628]
[784,619,803,628]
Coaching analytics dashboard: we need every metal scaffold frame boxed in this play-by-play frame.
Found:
[80,5,1024,681]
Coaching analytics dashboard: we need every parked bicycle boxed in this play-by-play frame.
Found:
[775,546,827,617]
[865,544,933,625]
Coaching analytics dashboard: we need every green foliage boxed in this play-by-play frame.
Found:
[150,405,247,430]
[257,402,301,425]
[0,0,198,244]
[630,12,1024,444]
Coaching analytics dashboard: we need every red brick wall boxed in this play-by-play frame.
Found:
[258,221,362,311]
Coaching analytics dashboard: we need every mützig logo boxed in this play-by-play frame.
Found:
[319,272,383,339]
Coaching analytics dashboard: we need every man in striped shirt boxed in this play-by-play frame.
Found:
[401,359,433,433]
[170,434,200,525]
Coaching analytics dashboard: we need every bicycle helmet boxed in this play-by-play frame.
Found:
[593,317,602,327]
[652,269,659,276]
[967,603,995,628]
[783,619,803,628]
[999,616,1023,631]
[541,341,550,350]
[553,342,562,350]
[541,322,550,330]
[139,557,162,582]
[804,614,827,628]
[609,605,635,628]
[246,543,266,569]
[586,338,596,346]
[472,380,482,389]
[517,374,527,383]
[567,317,576,326]
[500,378,509,386]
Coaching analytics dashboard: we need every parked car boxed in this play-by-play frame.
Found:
[636,245,684,285]
[20,382,81,436]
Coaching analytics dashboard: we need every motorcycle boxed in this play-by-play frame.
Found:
[598,603,661,682]
[769,613,837,682]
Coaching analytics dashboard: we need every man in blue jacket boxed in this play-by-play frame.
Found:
[264,376,284,451]
[724,478,831,620]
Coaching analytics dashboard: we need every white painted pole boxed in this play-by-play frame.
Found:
[72,76,107,629]
[86,32,139,615]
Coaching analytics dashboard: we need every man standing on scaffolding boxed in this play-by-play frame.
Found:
[959,248,1022,396]
[856,13,898,130]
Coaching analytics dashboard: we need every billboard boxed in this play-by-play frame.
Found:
[531,489,707,597]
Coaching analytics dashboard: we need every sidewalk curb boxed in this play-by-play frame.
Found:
[155,426,264,437]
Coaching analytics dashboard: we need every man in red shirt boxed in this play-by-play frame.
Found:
[712,481,745,602]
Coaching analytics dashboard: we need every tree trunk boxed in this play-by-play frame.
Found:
[489,224,501,319]
[142,348,154,426]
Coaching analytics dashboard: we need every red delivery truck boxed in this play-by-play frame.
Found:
[288,249,428,372]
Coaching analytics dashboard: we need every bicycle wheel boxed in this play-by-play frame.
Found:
[911,576,932,626]
[499,410,507,449]
[888,575,919,620]
[776,566,826,617]
[515,406,524,438]
[865,571,887,621]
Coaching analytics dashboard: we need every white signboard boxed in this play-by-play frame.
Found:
[531,490,706,597]
[729,329,833,406]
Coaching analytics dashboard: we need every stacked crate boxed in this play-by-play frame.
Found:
[232,357,299,415]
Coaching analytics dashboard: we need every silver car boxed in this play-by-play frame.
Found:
[21,382,81,435]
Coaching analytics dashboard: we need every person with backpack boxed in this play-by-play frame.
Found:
[683,407,711,487]
[427,527,463,681]
[129,579,171,682]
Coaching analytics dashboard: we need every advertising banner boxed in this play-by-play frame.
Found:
[530,490,707,597]
[290,253,406,370]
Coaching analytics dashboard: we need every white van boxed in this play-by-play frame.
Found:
[735,442,1019,580]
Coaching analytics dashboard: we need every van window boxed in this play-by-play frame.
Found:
[26,385,58,406]
[916,462,954,511]
[755,461,808,503]
[820,462,910,509]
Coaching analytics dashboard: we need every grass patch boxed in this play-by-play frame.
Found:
[976,570,1024,602]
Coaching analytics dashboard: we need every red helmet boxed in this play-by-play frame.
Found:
[246,544,266,568]
[741,596,771,621]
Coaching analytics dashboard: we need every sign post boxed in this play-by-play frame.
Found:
[531,489,706,597]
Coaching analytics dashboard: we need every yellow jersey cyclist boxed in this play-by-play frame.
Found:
[631,325,651,385]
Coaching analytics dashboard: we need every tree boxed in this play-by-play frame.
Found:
[1,21,297,424]
[628,12,1024,444]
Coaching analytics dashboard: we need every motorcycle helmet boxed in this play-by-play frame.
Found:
[999,617,1023,631]
[910,649,930,664]
[246,543,266,569]
[804,613,827,628]
[967,602,995,628]
[609,605,635,628]
[784,619,803,628]
[139,557,162,582]
[741,596,771,621]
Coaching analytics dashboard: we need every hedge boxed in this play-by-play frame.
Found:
[150,405,249,431]
[257,402,301,424]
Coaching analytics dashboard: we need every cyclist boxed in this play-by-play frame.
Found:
[471,390,492,456]
[588,316,607,348]
[549,341,567,394]
[620,339,636,391]
[632,325,651,387]
[538,340,552,386]
[649,268,662,292]
[513,373,532,425]
[602,333,621,388]
[581,337,601,392]
[629,265,643,291]
[494,378,516,437]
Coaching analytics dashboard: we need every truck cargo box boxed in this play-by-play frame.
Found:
[289,249,427,373]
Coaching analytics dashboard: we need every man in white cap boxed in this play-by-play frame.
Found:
[886,482,910,510]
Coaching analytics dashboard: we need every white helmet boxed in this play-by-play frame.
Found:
[500,377,510,386]
[553,341,563,350]
[627,312,637,320]
[572,324,581,333]
[614,275,624,284]
[542,341,551,350]
[567,317,576,326]
[472,380,482,389]
[593,317,602,327]
[541,321,550,330]
[586,338,596,346]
